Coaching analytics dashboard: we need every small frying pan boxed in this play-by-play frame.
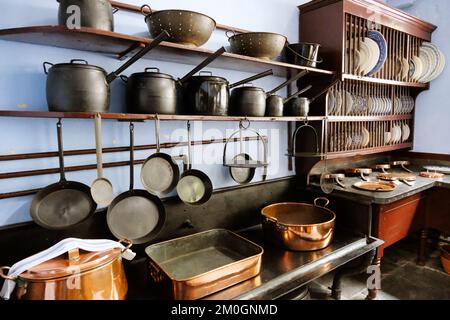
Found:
[107,123,165,244]
[90,114,114,206]
[141,115,180,196]
[176,122,213,205]
[30,120,96,230]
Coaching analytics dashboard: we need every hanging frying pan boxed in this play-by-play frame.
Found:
[141,115,180,196]
[176,122,213,205]
[90,114,114,206]
[30,120,96,230]
[107,123,165,244]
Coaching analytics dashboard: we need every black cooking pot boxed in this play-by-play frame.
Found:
[122,68,179,115]
[57,0,116,32]
[43,31,169,113]
[183,69,273,116]
[229,86,267,117]
[183,71,229,116]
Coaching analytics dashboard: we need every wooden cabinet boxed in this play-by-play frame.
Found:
[375,193,426,259]
[295,0,437,159]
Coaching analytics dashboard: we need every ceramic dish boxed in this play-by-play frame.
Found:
[353,181,397,192]
[367,30,387,76]
[363,37,380,76]
[423,166,450,175]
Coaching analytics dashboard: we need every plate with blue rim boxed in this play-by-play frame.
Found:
[366,30,387,77]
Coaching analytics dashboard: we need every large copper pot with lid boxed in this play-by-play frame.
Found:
[0,240,132,300]
[261,198,336,251]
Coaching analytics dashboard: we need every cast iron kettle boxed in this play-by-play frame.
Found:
[43,30,169,113]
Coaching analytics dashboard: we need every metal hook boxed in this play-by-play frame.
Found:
[239,118,250,130]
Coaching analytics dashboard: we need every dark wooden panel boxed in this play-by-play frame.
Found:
[375,193,426,258]
[425,188,450,234]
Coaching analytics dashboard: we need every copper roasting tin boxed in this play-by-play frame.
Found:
[145,229,263,300]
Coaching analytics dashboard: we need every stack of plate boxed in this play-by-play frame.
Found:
[387,124,410,144]
[353,30,388,77]
[409,42,445,83]
[393,96,415,114]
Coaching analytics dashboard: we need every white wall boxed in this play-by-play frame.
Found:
[0,0,309,226]
[388,0,450,154]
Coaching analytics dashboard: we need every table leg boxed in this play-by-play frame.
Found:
[417,228,429,266]
[366,257,381,300]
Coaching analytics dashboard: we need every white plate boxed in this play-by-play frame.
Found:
[412,56,423,81]
[401,57,409,81]
[363,37,380,75]
[358,41,371,75]
[362,127,370,147]
[335,90,343,115]
[402,124,410,142]
[327,90,336,115]
[418,47,432,82]
[345,91,353,115]
[422,42,441,81]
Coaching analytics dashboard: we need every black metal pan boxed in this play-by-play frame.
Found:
[107,123,165,244]
[141,115,180,196]
[176,122,213,205]
[30,120,97,230]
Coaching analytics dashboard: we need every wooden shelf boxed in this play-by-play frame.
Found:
[342,74,429,89]
[328,115,413,122]
[326,143,413,159]
[0,110,326,122]
[0,26,334,77]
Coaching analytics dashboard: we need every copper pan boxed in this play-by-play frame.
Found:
[0,241,132,300]
[261,198,335,251]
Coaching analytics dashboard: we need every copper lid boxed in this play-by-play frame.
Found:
[19,248,122,281]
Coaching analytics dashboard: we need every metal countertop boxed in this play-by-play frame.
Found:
[205,226,383,300]
[309,169,450,205]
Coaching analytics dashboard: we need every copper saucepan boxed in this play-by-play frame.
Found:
[261,198,336,251]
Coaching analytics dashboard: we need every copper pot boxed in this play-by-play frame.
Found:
[261,198,336,251]
[0,242,131,300]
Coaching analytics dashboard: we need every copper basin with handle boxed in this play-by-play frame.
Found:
[261,198,336,251]
[0,241,132,300]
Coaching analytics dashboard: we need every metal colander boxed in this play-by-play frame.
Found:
[227,31,287,60]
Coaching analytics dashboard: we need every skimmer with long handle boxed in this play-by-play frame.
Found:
[90,114,114,206]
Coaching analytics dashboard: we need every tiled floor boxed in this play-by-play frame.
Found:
[309,236,450,300]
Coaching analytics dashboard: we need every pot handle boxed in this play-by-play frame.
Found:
[105,30,170,84]
[144,67,160,73]
[120,75,129,83]
[43,62,53,75]
[179,46,226,83]
[0,266,15,281]
[314,197,330,208]
[119,239,133,253]
[225,30,236,39]
[284,85,313,104]
[112,7,119,14]
[140,4,152,16]
[199,71,213,76]
[285,45,323,64]
[70,59,89,65]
